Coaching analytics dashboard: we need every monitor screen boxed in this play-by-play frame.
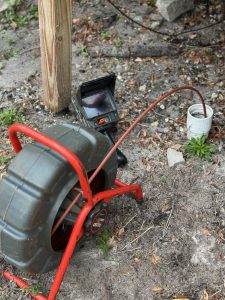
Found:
[82,90,114,118]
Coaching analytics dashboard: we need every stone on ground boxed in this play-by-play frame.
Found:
[156,0,194,22]
[167,148,185,167]
[0,0,16,12]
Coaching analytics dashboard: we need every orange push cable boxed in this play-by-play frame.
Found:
[52,85,206,235]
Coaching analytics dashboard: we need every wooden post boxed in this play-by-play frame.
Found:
[38,0,72,112]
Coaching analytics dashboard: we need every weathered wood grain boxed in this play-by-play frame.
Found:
[38,0,72,112]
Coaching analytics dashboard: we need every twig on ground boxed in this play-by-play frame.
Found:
[130,176,140,184]
[139,220,145,232]
[152,108,178,122]
[162,199,175,238]
[209,290,221,299]
[123,214,137,229]
[20,47,40,56]
[130,225,159,246]
[120,225,160,251]
[137,123,150,128]
[116,246,142,254]
[129,227,161,233]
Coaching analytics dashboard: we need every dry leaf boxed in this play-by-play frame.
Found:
[142,130,147,137]
[72,18,83,26]
[190,33,197,39]
[193,57,201,64]
[149,57,155,64]
[161,204,171,213]
[108,237,116,247]
[128,80,136,87]
[202,229,211,236]
[204,54,212,64]
[118,227,125,237]
[146,165,151,172]
[0,172,6,179]
[152,287,163,292]
[171,144,182,150]
[120,111,128,119]
[201,289,208,300]
[150,255,161,265]
[217,231,224,239]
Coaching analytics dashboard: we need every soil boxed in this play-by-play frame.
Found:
[0,0,225,299]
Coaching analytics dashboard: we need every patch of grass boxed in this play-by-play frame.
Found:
[80,44,89,58]
[96,230,111,256]
[114,37,122,48]
[5,36,16,45]
[3,47,19,59]
[0,155,11,164]
[183,135,216,161]
[109,57,118,67]
[0,0,38,30]
[100,31,111,41]
[0,108,25,126]
[20,285,41,296]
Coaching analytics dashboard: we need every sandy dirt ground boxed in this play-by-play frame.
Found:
[0,0,225,299]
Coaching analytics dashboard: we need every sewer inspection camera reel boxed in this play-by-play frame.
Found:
[0,81,206,300]
[0,75,142,300]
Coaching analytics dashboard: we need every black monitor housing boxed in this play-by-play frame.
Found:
[72,74,127,167]
[73,74,119,132]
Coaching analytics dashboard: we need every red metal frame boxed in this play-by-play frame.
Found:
[1,123,142,300]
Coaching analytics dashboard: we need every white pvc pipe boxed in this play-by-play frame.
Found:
[187,104,213,139]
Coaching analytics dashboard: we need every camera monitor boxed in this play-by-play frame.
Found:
[73,74,119,131]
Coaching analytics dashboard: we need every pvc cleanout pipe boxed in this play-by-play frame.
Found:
[187,104,213,139]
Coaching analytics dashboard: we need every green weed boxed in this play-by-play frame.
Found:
[3,47,19,59]
[5,36,16,45]
[183,135,216,161]
[80,44,89,58]
[0,108,25,126]
[100,31,111,41]
[109,57,119,67]
[0,0,38,30]
[96,230,111,256]
[20,285,41,296]
[0,155,11,165]
[114,37,122,48]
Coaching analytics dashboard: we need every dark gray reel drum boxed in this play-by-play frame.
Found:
[0,124,117,273]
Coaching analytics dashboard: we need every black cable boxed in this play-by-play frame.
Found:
[107,0,171,37]
[106,0,224,37]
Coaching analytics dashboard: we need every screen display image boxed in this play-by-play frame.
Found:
[82,90,114,119]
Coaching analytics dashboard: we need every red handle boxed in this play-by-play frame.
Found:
[8,123,92,202]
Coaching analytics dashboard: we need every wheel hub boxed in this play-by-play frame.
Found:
[86,205,108,234]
